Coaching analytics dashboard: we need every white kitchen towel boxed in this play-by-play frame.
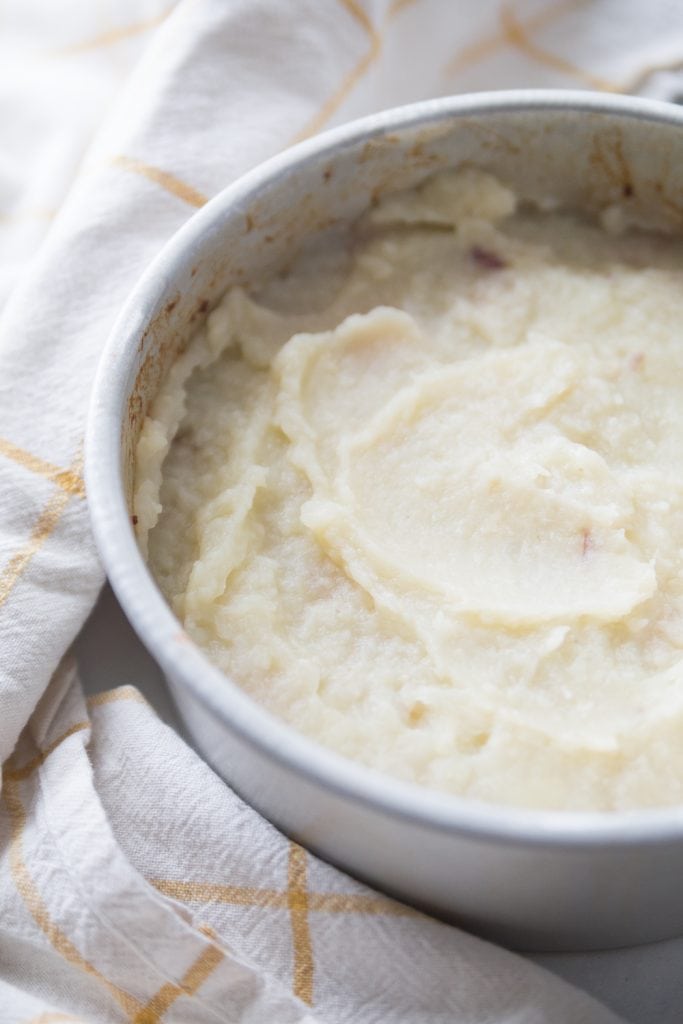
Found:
[2,1,683,1020]
[1,658,625,1023]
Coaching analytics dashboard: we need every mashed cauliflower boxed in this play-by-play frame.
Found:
[136,168,683,811]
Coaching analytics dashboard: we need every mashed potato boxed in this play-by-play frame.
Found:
[136,168,683,811]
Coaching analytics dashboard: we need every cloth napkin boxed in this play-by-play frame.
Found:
[2,1,683,1020]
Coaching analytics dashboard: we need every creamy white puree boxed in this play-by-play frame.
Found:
[136,168,683,811]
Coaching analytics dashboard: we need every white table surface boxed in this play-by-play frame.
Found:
[75,584,683,1024]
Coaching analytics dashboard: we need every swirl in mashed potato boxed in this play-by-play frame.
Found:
[136,169,683,811]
